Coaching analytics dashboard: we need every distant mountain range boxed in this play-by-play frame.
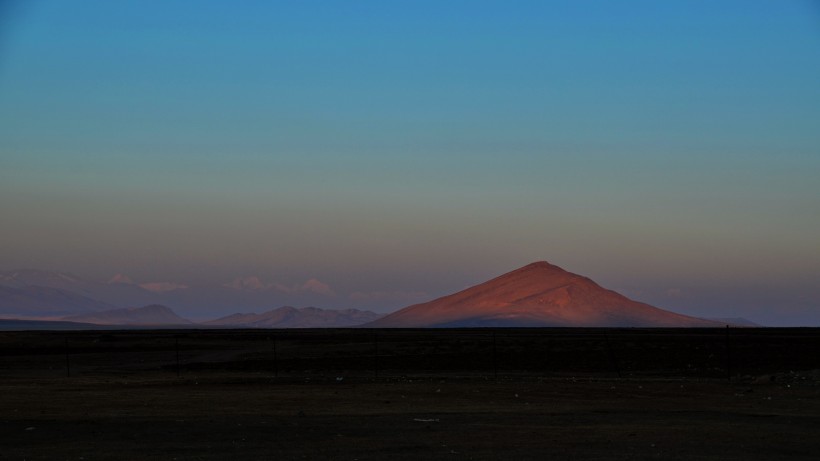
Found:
[368,261,723,328]
[0,284,115,317]
[63,304,193,326]
[708,317,761,327]
[1,263,759,329]
[0,269,351,319]
[0,269,161,317]
[0,318,104,331]
[0,304,381,329]
[205,306,382,328]
[0,269,384,327]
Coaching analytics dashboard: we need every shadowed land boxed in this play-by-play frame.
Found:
[3,328,820,379]
[3,373,820,460]
[1,328,820,460]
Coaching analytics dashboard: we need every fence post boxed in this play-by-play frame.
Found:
[65,337,70,378]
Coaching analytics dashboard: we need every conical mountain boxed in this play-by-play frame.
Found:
[368,261,721,327]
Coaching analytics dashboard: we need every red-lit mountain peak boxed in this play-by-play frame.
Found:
[368,261,720,328]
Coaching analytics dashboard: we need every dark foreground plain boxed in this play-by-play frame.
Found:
[1,328,820,460]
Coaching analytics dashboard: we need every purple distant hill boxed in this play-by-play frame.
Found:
[206,306,382,328]
[0,284,115,317]
[63,304,192,326]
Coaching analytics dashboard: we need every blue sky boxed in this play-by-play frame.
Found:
[1,1,819,324]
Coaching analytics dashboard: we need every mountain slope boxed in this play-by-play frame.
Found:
[0,269,160,309]
[368,261,721,328]
[205,306,382,328]
[63,305,192,325]
[0,285,115,317]
[0,318,107,331]
[709,317,761,327]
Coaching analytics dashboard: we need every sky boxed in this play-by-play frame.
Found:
[1,1,819,325]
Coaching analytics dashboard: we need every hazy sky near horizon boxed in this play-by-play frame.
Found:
[1,1,819,324]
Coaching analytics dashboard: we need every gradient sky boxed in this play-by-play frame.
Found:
[1,1,819,325]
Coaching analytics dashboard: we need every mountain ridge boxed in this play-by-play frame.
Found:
[0,285,116,317]
[368,261,721,328]
[63,304,192,325]
[205,306,382,328]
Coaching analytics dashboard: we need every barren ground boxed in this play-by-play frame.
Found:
[1,329,819,460]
